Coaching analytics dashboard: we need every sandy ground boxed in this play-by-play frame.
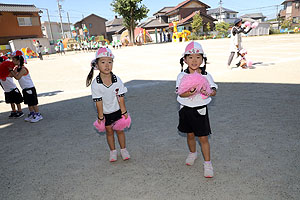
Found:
[1,34,300,200]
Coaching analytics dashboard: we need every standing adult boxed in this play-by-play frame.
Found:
[34,40,43,60]
[227,18,252,69]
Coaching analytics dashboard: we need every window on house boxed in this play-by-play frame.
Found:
[292,17,298,23]
[17,17,32,26]
[89,23,92,28]
[233,14,236,18]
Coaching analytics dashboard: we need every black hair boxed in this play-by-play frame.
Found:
[0,57,4,63]
[179,54,207,75]
[86,58,99,87]
[13,55,24,72]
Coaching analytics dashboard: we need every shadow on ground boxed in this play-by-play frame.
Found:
[0,80,299,200]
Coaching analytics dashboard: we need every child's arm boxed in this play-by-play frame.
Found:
[118,96,128,119]
[95,101,104,123]
[179,88,197,98]
[9,68,26,80]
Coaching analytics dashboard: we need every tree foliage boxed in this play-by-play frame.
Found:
[281,17,293,29]
[205,22,211,32]
[111,0,149,44]
[191,13,203,35]
[215,22,230,36]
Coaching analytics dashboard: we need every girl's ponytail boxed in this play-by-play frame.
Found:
[86,67,94,87]
[179,57,184,72]
[200,56,207,75]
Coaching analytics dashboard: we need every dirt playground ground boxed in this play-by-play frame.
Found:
[1,34,300,200]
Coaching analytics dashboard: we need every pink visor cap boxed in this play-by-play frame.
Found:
[95,47,114,59]
[183,41,206,57]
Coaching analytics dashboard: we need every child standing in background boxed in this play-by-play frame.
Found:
[9,50,43,123]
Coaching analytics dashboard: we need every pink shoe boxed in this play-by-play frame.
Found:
[120,148,130,160]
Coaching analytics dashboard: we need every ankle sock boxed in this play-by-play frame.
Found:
[204,161,212,164]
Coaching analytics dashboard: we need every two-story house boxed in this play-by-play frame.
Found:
[74,14,107,38]
[0,3,43,46]
[280,0,300,24]
[165,0,215,31]
[207,7,238,24]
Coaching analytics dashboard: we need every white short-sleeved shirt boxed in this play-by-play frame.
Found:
[176,69,218,107]
[0,77,17,92]
[91,73,127,114]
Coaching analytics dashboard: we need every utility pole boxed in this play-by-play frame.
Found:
[219,0,223,23]
[67,12,72,37]
[40,8,54,43]
[57,0,64,39]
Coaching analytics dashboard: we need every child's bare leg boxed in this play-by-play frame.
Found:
[198,136,210,161]
[28,106,34,112]
[32,105,39,113]
[106,126,116,150]
[16,104,22,112]
[10,103,16,112]
[116,130,126,149]
[187,133,196,153]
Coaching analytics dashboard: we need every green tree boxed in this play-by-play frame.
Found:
[206,22,211,32]
[111,0,149,44]
[215,22,230,36]
[281,17,293,29]
[191,12,203,35]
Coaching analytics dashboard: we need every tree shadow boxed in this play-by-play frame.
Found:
[37,90,63,97]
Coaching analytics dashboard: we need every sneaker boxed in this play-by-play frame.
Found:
[14,111,24,118]
[30,114,43,123]
[186,152,197,166]
[110,150,117,162]
[120,148,130,160]
[204,162,214,178]
[24,113,34,122]
[9,112,17,118]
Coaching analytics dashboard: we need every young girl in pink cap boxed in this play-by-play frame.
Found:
[176,41,218,178]
[86,47,130,162]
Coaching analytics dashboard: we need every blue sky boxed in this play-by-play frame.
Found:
[4,0,284,23]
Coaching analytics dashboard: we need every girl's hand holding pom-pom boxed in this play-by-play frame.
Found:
[93,119,106,132]
[251,22,259,29]
[244,21,251,27]
[112,114,131,131]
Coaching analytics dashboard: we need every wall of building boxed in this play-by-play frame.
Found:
[79,15,107,38]
[0,12,43,44]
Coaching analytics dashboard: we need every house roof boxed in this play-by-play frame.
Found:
[0,3,40,12]
[281,0,295,4]
[169,10,215,27]
[153,7,174,16]
[106,25,125,34]
[140,18,169,28]
[106,17,123,27]
[166,0,210,15]
[74,14,107,25]
[207,7,238,15]
[240,13,266,19]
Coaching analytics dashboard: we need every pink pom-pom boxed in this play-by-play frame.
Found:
[251,22,258,29]
[112,114,131,131]
[247,60,253,67]
[244,21,251,27]
[93,120,106,132]
[177,72,212,99]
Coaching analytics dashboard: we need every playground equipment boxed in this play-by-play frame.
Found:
[21,47,38,58]
[172,21,191,42]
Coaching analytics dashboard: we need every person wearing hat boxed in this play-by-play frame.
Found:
[0,60,24,118]
[176,41,218,178]
[227,18,253,69]
[86,47,131,162]
[9,50,43,123]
